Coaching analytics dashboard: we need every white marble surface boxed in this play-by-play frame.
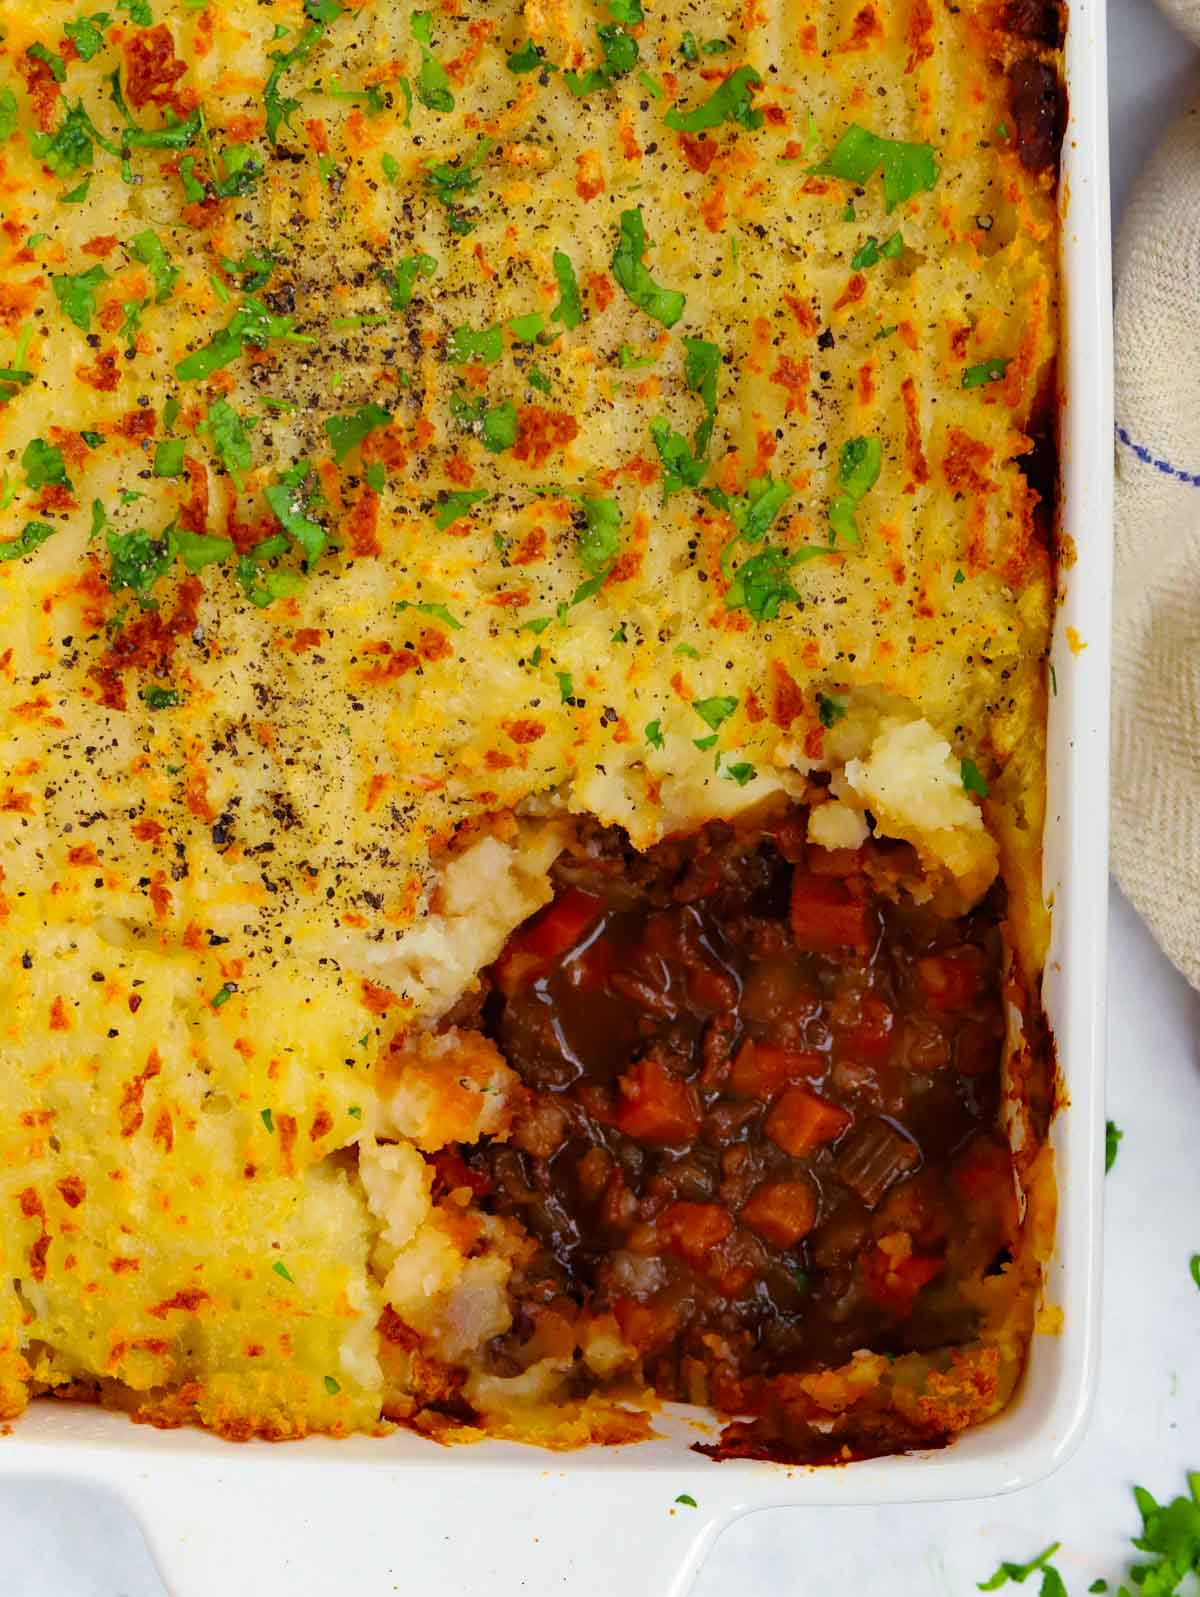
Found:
[4,5,1198,1591]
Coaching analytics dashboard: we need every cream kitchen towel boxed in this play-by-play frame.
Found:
[1111,66,1200,987]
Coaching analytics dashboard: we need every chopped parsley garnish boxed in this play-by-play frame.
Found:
[424,138,492,235]
[171,525,235,572]
[650,418,707,498]
[694,695,737,731]
[22,438,71,492]
[509,313,543,343]
[0,90,16,144]
[850,231,904,269]
[451,391,518,453]
[664,65,762,133]
[977,1542,1063,1593]
[960,757,989,798]
[576,495,621,581]
[28,44,68,85]
[264,7,337,143]
[153,440,186,477]
[813,124,939,212]
[130,230,178,302]
[551,251,583,331]
[1104,1119,1122,1173]
[265,461,328,561]
[65,12,113,62]
[683,335,720,453]
[507,39,555,73]
[645,719,664,748]
[433,489,489,529]
[713,474,793,573]
[272,1260,295,1283]
[210,982,237,1008]
[556,670,574,702]
[724,762,756,786]
[144,684,181,710]
[412,10,455,113]
[107,526,173,604]
[618,344,658,370]
[117,0,152,22]
[31,102,118,176]
[260,1107,275,1133]
[447,323,503,365]
[51,264,108,332]
[324,1375,342,1395]
[963,356,1012,389]
[200,399,253,488]
[220,249,276,294]
[829,434,882,545]
[612,207,686,328]
[564,25,639,97]
[817,692,847,728]
[176,297,314,381]
[395,599,462,630]
[724,545,808,621]
[324,401,392,462]
[382,251,437,310]
[0,521,57,563]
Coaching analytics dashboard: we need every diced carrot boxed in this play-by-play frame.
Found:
[614,1056,700,1144]
[861,1243,944,1311]
[730,1039,825,1099]
[494,887,603,994]
[612,1295,677,1352]
[789,871,871,954]
[915,952,981,1012]
[658,1201,734,1267]
[833,994,895,1063]
[741,1180,817,1248]
[765,1086,852,1158]
[951,1136,1013,1202]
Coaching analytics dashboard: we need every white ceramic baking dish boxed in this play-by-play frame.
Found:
[0,8,1112,1589]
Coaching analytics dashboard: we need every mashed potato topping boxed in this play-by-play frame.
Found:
[0,0,1058,1441]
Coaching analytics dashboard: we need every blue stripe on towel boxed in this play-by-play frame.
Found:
[1116,424,1200,487]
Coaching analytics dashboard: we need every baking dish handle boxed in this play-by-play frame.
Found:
[115,1462,740,1597]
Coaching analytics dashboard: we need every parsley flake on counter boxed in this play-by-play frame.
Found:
[1191,1255,1200,1291]
[977,1542,1064,1594]
[664,64,762,133]
[674,1493,698,1508]
[1105,1119,1122,1173]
